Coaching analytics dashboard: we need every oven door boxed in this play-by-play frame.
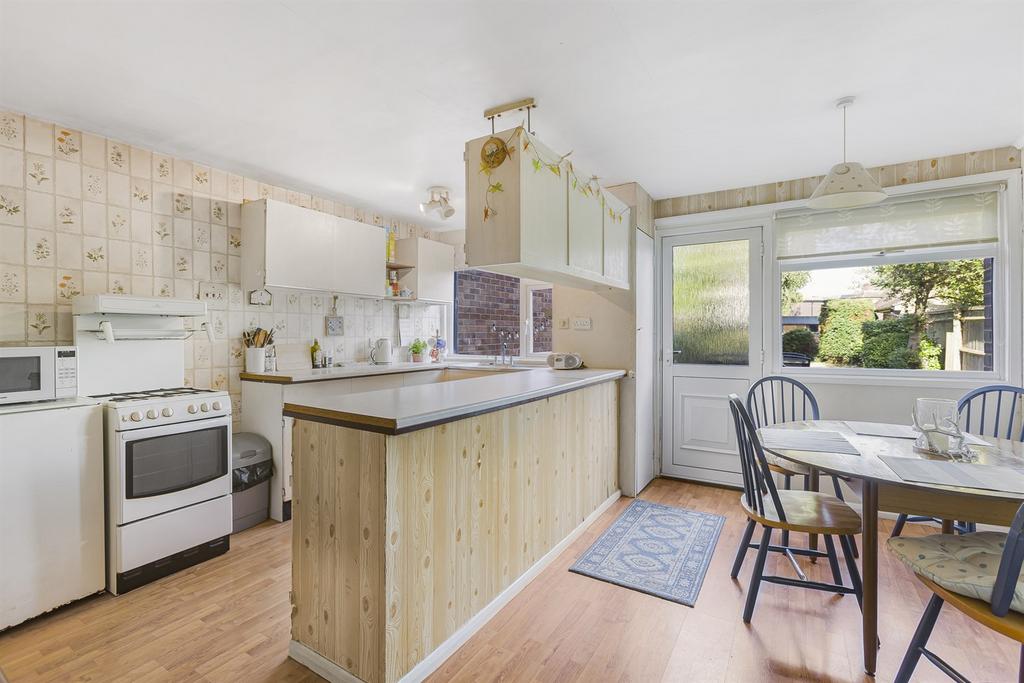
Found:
[0,347,55,404]
[115,415,232,525]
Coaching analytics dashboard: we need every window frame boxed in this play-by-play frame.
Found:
[655,169,1023,389]
[778,245,999,380]
[770,173,1022,386]
[447,269,553,362]
[521,281,553,357]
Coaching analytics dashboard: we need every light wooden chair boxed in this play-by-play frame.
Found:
[727,395,863,623]
[892,384,1024,538]
[888,499,1024,682]
[746,376,857,555]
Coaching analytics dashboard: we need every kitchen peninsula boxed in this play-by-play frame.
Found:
[282,368,623,682]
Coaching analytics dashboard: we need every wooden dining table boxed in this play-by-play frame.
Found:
[761,419,1024,677]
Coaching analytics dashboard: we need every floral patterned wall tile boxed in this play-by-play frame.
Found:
[1,108,447,425]
[0,187,24,225]
[0,112,25,149]
[55,128,81,161]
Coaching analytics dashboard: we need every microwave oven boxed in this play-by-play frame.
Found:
[0,346,78,405]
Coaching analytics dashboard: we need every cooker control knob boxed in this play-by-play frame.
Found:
[212,400,222,411]
[130,411,143,422]
[146,409,158,420]
[187,404,198,414]
[200,402,210,412]
[162,407,174,417]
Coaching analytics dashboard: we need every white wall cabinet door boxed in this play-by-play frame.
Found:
[520,135,569,271]
[567,173,605,276]
[602,192,630,286]
[396,237,454,303]
[332,216,386,297]
[264,201,333,291]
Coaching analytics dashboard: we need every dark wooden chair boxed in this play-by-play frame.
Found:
[747,376,857,555]
[727,395,863,623]
[889,499,1024,682]
[892,384,1024,538]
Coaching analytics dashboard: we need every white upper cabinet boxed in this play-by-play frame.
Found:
[331,215,388,298]
[602,190,630,286]
[465,127,629,291]
[394,237,455,303]
[567,164,607,277]
[242,199,385,297]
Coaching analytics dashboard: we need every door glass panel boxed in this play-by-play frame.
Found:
[672,240,749,365]
[126,426,227,498]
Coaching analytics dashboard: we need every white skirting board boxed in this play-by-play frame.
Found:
[289,489,622,683]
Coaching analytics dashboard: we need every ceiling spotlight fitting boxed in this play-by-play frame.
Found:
[419,186,455,220]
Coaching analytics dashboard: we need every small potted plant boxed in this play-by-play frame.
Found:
[409,338,428,363]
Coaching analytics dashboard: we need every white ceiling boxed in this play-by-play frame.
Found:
[1,1,1022,230]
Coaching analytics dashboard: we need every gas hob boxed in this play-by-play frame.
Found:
[91,387,230,430]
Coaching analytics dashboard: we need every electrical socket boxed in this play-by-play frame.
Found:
[571,316,592,331]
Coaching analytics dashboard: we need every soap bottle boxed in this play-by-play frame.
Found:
[311,338,322,367]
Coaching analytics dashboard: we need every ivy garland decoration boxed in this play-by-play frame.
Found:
[478,126,626,224]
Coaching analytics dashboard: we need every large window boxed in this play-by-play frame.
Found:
[776,189,1000,374]
[452,269,552,357]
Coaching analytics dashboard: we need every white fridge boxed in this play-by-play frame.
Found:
[0,399,105,630]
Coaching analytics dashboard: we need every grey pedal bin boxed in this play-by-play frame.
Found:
[232,432,273,533]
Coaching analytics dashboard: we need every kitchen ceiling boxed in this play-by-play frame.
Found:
[1,1,1021,230]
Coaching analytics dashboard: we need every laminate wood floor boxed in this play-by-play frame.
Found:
[1,478,1018,682]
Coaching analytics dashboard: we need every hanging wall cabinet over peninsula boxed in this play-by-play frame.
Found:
[465,127,631,291]
[241,198,386,298]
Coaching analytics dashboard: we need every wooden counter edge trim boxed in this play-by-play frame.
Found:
[289,490,622,683]
[282,373,625,435]
[239,371,294,384]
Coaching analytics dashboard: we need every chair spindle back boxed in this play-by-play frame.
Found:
[729,394,786,522]
[747,376,820,429]
[958,385,1024,443]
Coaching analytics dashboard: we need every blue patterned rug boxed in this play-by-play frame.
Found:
[569,499,725,606]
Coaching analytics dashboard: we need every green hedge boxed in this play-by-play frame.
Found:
[817,299,875,365]
[782,328,819,358]
[859,314,944,370]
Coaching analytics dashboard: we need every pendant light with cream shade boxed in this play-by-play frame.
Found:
[806,96,887,209]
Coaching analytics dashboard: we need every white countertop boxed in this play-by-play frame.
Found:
[0,396,101,416]
[283,367,625,434]
[240,361,450,384]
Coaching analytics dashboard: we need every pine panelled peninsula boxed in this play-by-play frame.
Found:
[282,369,623,682]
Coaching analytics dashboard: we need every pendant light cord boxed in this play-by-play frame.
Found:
[842,104,847,163]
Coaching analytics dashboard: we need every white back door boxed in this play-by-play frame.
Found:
[660,227,763,486]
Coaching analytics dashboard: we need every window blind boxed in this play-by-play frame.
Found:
[774,189,999,260]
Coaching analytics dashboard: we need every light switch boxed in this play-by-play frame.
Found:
[557,318,570,329]
[571,316,592,331]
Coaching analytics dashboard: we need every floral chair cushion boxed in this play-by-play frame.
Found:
[887,532,1024,614]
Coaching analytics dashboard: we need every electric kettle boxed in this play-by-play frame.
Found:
[369,338,393,365]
